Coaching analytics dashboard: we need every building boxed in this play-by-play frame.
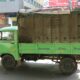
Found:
[23,0,43,9]
[35,0,44,5]
[0,0,23,13]
[0,0,24,27]
[43,0,49,7]
[0,0,43,27]
[49,0,77,9]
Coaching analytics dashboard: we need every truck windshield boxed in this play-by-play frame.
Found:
[0,32,14,40]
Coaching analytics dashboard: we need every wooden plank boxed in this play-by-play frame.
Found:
[43,15,51,42]
[19,15,34,43]
[77,14,80,42]
[34,14,44,42]
[18,13,80,43]
[24,15,34,42]
[51,15,60,42]
[59,14,69,42]
[69,13,78,42]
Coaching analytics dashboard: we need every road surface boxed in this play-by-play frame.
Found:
[0,60,80,80]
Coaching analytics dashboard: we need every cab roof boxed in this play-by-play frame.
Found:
[0,26,18,31]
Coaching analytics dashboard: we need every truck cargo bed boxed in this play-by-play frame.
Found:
[18,11,80,43]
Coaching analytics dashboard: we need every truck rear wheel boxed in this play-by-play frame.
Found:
[59,57,77,75]
[1,55,17,70]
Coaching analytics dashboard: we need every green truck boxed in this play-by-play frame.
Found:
[0,9,80,74]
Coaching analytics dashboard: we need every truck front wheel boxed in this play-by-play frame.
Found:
[1,55,17,70]
[59,57,77,75]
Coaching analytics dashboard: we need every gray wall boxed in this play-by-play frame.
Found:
[0,0,23,13]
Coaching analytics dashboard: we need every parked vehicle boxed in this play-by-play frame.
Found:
[0,9,80,74]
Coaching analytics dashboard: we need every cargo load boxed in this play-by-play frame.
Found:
[18,9,80,43]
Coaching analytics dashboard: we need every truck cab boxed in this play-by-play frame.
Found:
[0,26,20,70]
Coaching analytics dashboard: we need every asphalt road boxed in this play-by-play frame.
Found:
[0,60,80,80]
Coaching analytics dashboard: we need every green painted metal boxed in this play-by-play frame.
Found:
[0,26,20,60]
[19,43,80,55]
[0,26,80,61]
[0,42,20,60]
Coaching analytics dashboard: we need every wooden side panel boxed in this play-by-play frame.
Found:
[19,15,34,43]
[24,15,34,42]
[18,13,80,43]
[18,16,27,42]
[77,14,80,42]
[59,14,69,42]
[34,14,44,42]
[51,15,60,42]
[69,13,78,42]
[43,15,51,42]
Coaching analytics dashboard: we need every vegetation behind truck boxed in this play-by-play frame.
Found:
[0,9,80,74]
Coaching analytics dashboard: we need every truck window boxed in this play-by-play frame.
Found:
[0,32,14,40]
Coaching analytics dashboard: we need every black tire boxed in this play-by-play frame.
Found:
[1,55,17,70]
[59,57,77,75]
